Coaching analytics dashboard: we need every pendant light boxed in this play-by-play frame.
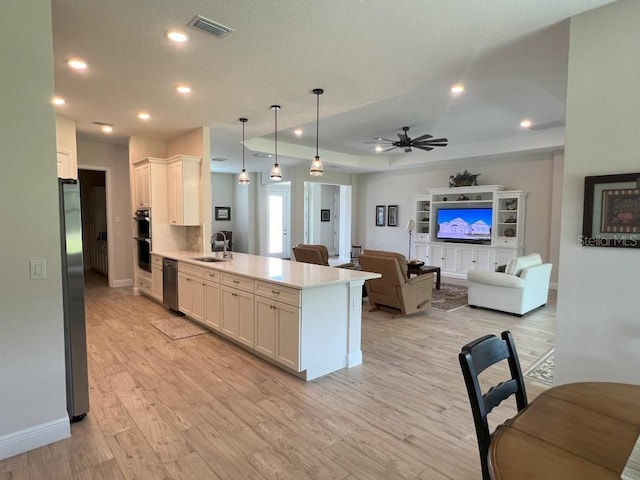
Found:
[270,105,282,181]
[238,117,250,185]
[310,88,324,176]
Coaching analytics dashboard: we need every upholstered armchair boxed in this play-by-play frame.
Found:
[467,253,552,316]
[292,244,353,268]
[359,249,434,317]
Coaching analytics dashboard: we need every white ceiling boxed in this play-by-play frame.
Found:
[51,0,616,174]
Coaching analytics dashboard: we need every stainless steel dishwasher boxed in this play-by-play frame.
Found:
[162,258,179,311]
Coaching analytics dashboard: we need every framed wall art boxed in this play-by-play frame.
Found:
[215,206,231,221]
[582,173,640,248]
[375,205,386,226]
[387,205,398,227]
[321,209,330,222]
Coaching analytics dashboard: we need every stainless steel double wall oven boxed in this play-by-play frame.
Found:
[134,208,151,272]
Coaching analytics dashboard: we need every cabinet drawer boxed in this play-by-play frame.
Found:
[139,276,153,294]
[221,273,254,293]
[204,269,220,283]
[255,281,300,307]
[179,262,204,278]
[152,255,163,266]
[496,236,517,247]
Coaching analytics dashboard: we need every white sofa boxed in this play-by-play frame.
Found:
[467,253,552,316]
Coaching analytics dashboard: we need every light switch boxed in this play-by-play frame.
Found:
[30,259,47,280]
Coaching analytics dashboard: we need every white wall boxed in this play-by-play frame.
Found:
[211,173,236,243]
[555,0,640,384]
[78,139,133,286]
[0,0,70,458]
[357,152,559,278]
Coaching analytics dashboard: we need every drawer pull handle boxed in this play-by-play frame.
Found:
[271,290,280,295]
[233,280,240,284]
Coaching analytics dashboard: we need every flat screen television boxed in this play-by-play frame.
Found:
[436,207,492,243]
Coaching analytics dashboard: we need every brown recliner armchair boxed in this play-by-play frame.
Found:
[292,244,353,268]
[359,249,434,317]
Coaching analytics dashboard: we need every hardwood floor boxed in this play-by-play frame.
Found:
[0,274,555,479]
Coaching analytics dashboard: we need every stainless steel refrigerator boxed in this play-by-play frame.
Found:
[59,178,89,422]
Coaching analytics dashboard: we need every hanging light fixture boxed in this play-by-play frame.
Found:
[238,117,250,185]
[310,88,324,176]
[270,105,282,181]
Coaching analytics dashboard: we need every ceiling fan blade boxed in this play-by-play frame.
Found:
[383,146,398,152]
[414,145,434,151]
[415,141,447,148]
[411,133,433,142]
[421,137,448,144]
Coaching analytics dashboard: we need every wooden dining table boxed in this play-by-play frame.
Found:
[489,382,640,479]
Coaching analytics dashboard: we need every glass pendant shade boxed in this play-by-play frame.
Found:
[238,168,250,184]
[310,88,324,177]
[310,156,323,176]
[270,163,282,181]
[270,105,282,181]
[238,117,250,185]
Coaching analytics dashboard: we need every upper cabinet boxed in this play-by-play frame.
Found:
[56,148,75,179]
[133,162,151,208]
[167,155,201,226]
[132,157,168,216]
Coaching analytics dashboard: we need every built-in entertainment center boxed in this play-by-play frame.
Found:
[412,185,527,279]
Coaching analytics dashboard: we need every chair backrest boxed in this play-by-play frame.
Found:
[292,244,329,266]
[359,250,409,292]
[458,331,528,480]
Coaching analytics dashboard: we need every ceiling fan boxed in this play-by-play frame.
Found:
[366,126,448,153]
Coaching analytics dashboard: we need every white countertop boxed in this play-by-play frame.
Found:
[152,250,380,289]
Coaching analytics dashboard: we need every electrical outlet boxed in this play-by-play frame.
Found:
[30,259,47,280]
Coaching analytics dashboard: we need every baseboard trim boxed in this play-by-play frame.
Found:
[110,278,133,288]
[0,416,70,461]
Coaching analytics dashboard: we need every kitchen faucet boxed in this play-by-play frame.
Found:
[211,231,231,258]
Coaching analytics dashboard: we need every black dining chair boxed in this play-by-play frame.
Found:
[458,331,528,480]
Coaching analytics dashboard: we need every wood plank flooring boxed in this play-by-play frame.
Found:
[0,273,555,479]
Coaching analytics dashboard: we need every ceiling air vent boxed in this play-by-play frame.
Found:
[529,120,565,131]
[188,15,234,39]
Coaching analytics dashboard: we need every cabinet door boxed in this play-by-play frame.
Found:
[204,281,221,331]
[57,150,71,178]
[221,287,239,337]
[191,278,205,322]
[255,297,276,358]
[457,247,476,272]
[178,272,191,314]
[414,242,429,263]
[236,290,255,347]
[431,245,457,272]
[167,161,182,225]
[152,264,163,300]
[134,163,150,208]
[494,249,517,270]
[475,249,493,271]
[276,302,301,371]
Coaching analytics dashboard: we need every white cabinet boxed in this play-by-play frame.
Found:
[203,270,221,331]
[429,244,458,274]
[254,281,301,370]
[167,155,201,226]
[413,242,430,264]
[134,162,151,208]
[178,263,205,322]
[495,191,526,248]
[151,255,163,301]
[457,246,493,272]
[57,148,73,178]
[221,286,254,346]
[493,249,517,270]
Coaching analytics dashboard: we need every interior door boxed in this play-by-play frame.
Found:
[266,185,290,258]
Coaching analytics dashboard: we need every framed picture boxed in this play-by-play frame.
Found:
[375,205,386,226]
[582,173,640,248]
[215,206,231,221]
[387,205,398,227]
[320,209,330,222]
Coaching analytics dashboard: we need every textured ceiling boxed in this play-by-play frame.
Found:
[51,0,616,174]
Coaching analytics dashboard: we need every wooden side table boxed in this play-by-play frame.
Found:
[407,264,441,289]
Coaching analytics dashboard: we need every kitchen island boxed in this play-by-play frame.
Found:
[149,251,380,380]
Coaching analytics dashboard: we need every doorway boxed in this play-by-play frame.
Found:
[266,182,291,258]
[78,168,110,285]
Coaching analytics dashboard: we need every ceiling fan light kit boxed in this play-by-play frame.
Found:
[310,88,324,176]
[238,117,250,185]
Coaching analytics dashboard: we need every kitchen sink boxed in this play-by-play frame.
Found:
[190,256,227,263]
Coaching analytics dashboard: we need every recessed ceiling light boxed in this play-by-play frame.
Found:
[520,119,532,128]
[51,96,65,106]
[138,112,150,120]
[67,59,87,70]
[101,125,113,133]
[176,85,192,94]
[167,30,189,43]
[451,83,464,94]
[294,129,303,136]
[375,145,383,152]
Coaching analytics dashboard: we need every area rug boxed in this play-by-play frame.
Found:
[431,283,468,312]
[524,348,555,385]
[150,316,209,340]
